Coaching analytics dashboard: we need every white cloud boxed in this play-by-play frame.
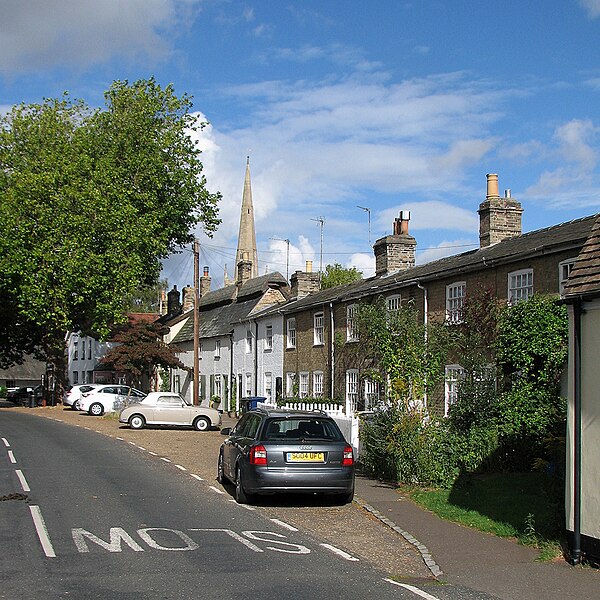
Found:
[580,0,600,18]
[416,239,478,265]
[0,0,202,74]
[348,253,375,278]
[378,201,479,233]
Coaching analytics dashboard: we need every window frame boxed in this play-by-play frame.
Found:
[446,281,466,324]
[346,369,359,409]
[264,324,273,351]
[313,312,325,346]
[346,304,359,342]
[386,294,401,312]
[444,364,465,417]
[299,372,309,398]
[508,268,533,304]
[245,328,253,354]
[559,259,576,295]
[286,318,296,349]
[313,371,324,398]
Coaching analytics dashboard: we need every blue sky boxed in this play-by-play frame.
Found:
[3,1,600,288]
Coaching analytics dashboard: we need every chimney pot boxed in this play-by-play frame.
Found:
[306,260,313,273]
[505,189,511,198]
[486,173,499,198]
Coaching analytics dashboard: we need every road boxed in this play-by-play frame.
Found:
[1,409,500,600]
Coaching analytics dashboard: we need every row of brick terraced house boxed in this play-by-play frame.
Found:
[164,173,597,418]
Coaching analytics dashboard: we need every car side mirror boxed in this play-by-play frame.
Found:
[220,427,231,436]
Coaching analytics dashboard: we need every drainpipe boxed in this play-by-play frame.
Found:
[329,302,335,400]
[253,320,259,396]
[417,282,428,411]
[571,298,582,565]
[229,332,234,413]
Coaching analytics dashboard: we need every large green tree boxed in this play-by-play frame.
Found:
[0,78,220,368]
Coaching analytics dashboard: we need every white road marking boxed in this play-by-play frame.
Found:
[137,446,146,451]
[128,441,136,446]
[1,437,9,447]
[209,485,224,494]
[175,464,187,471]
[15,469,30,492]
[190,529,263,553]
[190,474,204,481]
[320,543,359,561]
[148,451,157,456]
[116,437,124,441]
[228,499,256,510]
[29,505,56,558]
[384,579,441,600]
[270,519,298,532]
[160,457,171,463]
[8,450,16,464]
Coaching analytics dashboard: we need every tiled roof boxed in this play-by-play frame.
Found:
[562,215,600,299]
[281,214,597,312]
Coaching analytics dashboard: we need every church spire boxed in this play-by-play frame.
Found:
[235,156,259,283]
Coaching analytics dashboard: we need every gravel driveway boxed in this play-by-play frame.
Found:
[9,403,431,581]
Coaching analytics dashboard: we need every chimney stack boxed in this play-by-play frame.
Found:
[237,251,253,287]
[478,173,523,248]
[290,261,321,299]
[182,285,195,312]
[200,266,211,298]
[373,210,416,276]
[167,285,181,316]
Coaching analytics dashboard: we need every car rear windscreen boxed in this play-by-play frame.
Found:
[263,418,344,441]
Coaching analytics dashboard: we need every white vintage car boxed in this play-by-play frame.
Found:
[119,392,221,431]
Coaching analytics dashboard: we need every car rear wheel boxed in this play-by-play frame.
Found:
[334,489,355,505]
[217,452,226,484]
[193,416,210,432]
[129,415,145,430]
[89,402,104,416]
[234,466,254,504]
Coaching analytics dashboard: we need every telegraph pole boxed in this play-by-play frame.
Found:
[193,239,200,406]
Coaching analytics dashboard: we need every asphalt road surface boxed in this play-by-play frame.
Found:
[1,410,500,600]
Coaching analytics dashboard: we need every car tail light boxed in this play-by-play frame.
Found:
[342,446,354,466]
[250,444,267,465]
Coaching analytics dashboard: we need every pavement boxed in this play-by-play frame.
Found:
[2,402,599,599]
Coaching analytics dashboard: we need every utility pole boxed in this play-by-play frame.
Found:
[193,239,200,406]
[311,217,325,280]
[357,205,371,245]
[271,237,290,281]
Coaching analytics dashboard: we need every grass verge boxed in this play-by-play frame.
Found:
[405,472,564,560]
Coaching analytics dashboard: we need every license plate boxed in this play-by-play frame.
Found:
[287,452,325,463]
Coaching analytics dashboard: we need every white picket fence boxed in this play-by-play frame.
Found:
[257,400,362,457]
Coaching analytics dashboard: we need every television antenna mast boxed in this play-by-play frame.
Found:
[357,205,371,245]
[311,217,325,278]
[271,237,290,281]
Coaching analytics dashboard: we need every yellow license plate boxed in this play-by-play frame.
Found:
[287,452,325,463]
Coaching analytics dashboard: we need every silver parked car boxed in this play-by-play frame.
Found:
[119,392,221,431]
[218,408,355,504]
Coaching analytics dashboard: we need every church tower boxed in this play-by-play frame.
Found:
[235,157,259,283]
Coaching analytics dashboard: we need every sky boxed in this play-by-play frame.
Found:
[3,0,600,289]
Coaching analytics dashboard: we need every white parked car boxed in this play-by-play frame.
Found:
[63,384,101,410]
[79,385,146,416]
[119,392,221,431]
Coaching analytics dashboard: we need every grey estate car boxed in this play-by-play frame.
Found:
[217,407,355,505]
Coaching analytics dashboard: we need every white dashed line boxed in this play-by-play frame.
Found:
[190,474,204,481]
[54,419,63,422]
[175,464,187,471]
[383,579,441,600]
[128,441,136,446]
[1,437,9,447]
[227,499,256,510]
[160,457,171,463]
[209,485,224,494]
[29,505,56,558]
[148,451,157,456]
[270,519,298,532]
[15,469,31,492]
[116,437,124,441]
[8,450,16,464]
[320,543,359,562]
[137,446,146,451]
